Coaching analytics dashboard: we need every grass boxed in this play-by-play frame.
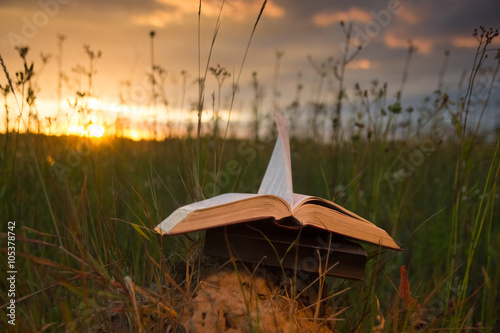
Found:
[0,5,499,331]
[0,132,498,331]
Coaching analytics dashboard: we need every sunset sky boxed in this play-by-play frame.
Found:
[1,0,499,138]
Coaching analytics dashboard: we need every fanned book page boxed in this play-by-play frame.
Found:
[156,112,295,236]
[257,112,294,206]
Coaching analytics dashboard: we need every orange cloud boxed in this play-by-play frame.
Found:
[313,7,372,27]
[348,59,373,70]
[133,9,181,27]
[384,32,433,54]
[396,9,420,24]
[234,1,285,19]
[133,0,284,27]
[451,36,478,48]
[452,36,479,48]
[452,35,500,48]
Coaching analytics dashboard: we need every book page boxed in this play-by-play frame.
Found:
[292,193,313,209]
[156,193,258,234]
[258,112,294,206]
[293,195,371,223]
[293,203,400,249]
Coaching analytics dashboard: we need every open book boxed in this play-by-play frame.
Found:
[155,113,400,250]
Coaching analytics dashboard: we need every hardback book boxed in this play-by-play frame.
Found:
[155,112,400,252]
[203,218,369,280]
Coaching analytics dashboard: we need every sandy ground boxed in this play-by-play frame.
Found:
[179,265,336,333]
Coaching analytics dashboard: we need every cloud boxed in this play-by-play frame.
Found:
[232,0,285,19]
[384,31,433,54]
[132,9,182,27]
[396,8,420,25]
[452,35,500,49]
[132,0,285,28]
[347,59,373,70]
[451,36,478,49]
[312,7,372,27]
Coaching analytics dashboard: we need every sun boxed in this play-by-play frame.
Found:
[88,123,105,138]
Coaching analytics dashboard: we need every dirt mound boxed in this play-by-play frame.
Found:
[180,267,335,332]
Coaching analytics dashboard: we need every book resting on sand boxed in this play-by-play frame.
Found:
[155,112,400,251]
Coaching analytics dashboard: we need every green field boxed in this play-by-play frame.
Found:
[0,125,499,331]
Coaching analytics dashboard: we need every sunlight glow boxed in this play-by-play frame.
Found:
[15,95,247,140]
[67,125,86,136]
[129,130,142,141]
[87,97,101,110]
[88,123,105,137]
